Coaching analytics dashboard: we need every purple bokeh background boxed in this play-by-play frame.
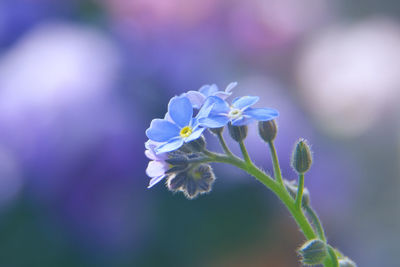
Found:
[0,0,399,266]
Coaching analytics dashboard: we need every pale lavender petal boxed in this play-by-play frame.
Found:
[199,84,219,96]
[184,91,206,109]
[244,108,279,121]
[168,96,193,128]
[146,160,169,177]
[232,96,259,110]
[146,119,180,142]
[145,149,157,160]
[156,137,184,154]
[148,175,166,188]
[225,82,237,93]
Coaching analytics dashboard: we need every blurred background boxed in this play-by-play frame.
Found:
[0,0,399,266]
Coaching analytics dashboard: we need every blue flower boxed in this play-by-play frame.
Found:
[146,95,213,154]
[145,140,169,188]
[199,95,279,127]
[183,82,237,109]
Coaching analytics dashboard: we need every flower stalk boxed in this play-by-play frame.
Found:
[145,82,354,267]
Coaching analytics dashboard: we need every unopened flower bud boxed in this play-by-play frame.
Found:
[284,180,310,206]
[209,127,224,135]
[165,154,188,166]
[291,138,313,174]
[339,258,357,267]
[298,239,328,266]
[167,172,187,191]
[228,123,248,142]
[167,164,216,199]
[258,120,277,142]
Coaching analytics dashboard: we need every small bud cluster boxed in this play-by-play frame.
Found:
[164,140,216,199]
[298,239,328,265]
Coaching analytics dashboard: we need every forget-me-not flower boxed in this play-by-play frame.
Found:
[199,95,279,127]
[145,140,169,188]
[146,95,213,154]
[183,82,237,109]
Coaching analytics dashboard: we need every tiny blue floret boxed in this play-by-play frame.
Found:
[199,95,279,127]
[183,82,237,109]
[146,95,213,154]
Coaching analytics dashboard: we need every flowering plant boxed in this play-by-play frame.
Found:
[145,83,356,267]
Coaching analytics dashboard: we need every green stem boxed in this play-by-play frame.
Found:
[295,173,304,210]
[239,141,251,164]
[203,150,337,267]
[325,246,339,267]
[304,205,326,242]
[217,132,233,156]
[204,151,317,240]
[268,141,284,186]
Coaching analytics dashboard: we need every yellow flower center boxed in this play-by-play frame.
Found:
[228,108,242,119]
[180,126,193,138]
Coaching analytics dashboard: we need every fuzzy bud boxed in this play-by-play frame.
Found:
[291,138,313,174]
[165,154,188,166]
[339,258,357,267]
[209,127,224,135]
[258,120,277,142]
[185,136,206,152]
[228,123,248,142]
[298,239,328,266]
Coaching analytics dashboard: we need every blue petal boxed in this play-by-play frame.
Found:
[148,175,166,188]
[232,96,259,110]
[244,108,279,121]
[168,96,193,128]
[156,137,184,154]
[213,91,231,100]
[199,115,229,128]
[225,82,237,93]
[184,91,206,109]
[195,98,215,120]
[184,127,205,143]
[231,116,255,126]
[146,119,180,142]
[206,96,230,114]
[199,84,219,96]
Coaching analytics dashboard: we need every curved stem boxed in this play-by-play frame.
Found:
[239,141,251,164]
[295,173,304,210]
[304,205,326,242]
[204,150,317,240]
[217,131,233,156]
[325,246,339,267]
[203,149,338,267]
[268,141,284,186]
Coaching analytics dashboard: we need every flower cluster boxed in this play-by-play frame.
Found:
[145,82,278,198]
[144,82,356,266]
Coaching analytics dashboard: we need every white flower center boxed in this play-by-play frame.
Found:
[228,108,243,119]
